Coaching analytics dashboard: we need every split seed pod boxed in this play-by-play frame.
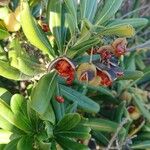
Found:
[96,68,112,86]
[77,63,100,86]
[96,45,113,60]
[127,106,141,120]
[112,38,127,57]
[48,57,75,85]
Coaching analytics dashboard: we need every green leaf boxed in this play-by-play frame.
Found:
[31,72,57,114]
[57,124,91,139]
[0,28,9,40]
[99,24,135,37]
[117,70,143,80]
[95,0,124,25]
[55,113,81,132]
[136,132,150,140]
[92,130,109,146]
[125,52,136,71]
[0,144,5,150]
[0,88,12,104]
[65,102,77,114]
[20,1,54,58]
[80,0,97,23]
[0,115,24,134]
[74,54,100,65]
[47,0,63,51]
[10,94,27,116]
[0,44,7,61]
[114,102,125,123]
[64,0,77,31]
[133,94,150,121]
[75,19,93,45]
[38,140,51,150]
[16,57,45,76]
[56,135,90,150]
[17,136,33,150]
[0,7,9,20]
[51,97,64,122]
[131,141,150,149]
[0,130,12,144]
[8,39,45,76]
[0,99,32,133]
[67,37,100,58]
[4,138,20,150]
[0,60,31,81]
[10,94,31,131]
[107,18,148,28]
[39,104,55,124]
[60,85,100,113]
[64,0,77,20]
[82,118,125,133]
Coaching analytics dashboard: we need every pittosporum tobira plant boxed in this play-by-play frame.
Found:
[0,0,149,149]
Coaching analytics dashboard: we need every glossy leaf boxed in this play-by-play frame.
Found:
[55,113,81,132]
[16,57,45,76]
[51,97,64,122]
[92,130,109,146]
[8,39,45,76]
[39,103,55,125]
[74,54,100,65]
[118,70,143,80]
[65,13,76,37]
[10,94,27,116]
[31,72,57,114]
[107,18,148,28]
[20,1,54,58]
[95,0,124,25]
[0,130,12,144]
[133,94,150,121]
[4,138,20,150]
[0,7,9,20]
[0,88,12,104]
[10,94,31,131]
[0,115,24,134]
[80,0,97,23]
[64,0,77,31]
[57,124,91,139]
[114,102,126,123]
[0,60,31,81]
[82,118,126,133]
[131,141,150,149]
[17,136,33,150]
[67,37,100,58]
[65,102,78,114]
[0,99,32,133]
[0,44,7,61]
[47,0,63,51]
[60,85,100,113]
[100,24,135,37]
[0,28,9,40]
[56,135,90,150]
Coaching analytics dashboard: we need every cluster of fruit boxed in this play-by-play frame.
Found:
[49,38,127,87]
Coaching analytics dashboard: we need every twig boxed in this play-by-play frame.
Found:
[128,40,150,52]
[105,118,128,150]
[120,5,149,19]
